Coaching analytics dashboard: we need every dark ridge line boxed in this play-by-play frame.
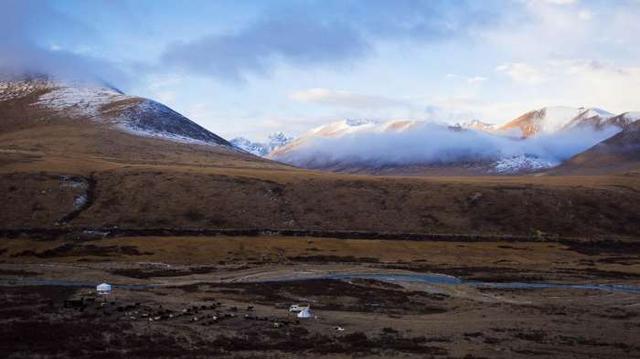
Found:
[0,226,630,246]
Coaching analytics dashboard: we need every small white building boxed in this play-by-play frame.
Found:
[96,283,112,295]
[297,306,312,319]
[289,304,308,313]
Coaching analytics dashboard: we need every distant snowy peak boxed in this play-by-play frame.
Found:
[500,106,627,138]
[306,118,435,139]
[602,111,640,129]
[453,119,496,132]
[500,106,582,137]
[309,119,378,137]
[579,107,614,119]
[0,78,231,147]
[267,132,295,150]
[230,137,269,156]
[231,132,294,157]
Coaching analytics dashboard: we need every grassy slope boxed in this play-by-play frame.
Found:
[2,91,640,239]
[555,122,640,175]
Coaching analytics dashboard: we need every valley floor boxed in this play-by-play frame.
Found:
[1,236,640,358]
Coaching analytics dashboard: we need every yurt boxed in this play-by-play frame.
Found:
[96,283,112,295]
[297,306,312,319]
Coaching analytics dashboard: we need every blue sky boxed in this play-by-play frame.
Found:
[2,0,640,140]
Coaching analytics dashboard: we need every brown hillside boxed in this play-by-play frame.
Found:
[2,81,640,239]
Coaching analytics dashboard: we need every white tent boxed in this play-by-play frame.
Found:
[96,283,112,294]
[297,306,312,319]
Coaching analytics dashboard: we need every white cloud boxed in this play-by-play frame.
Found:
[446,74,488,84]
[496,63,547,84]
[535,0,577,5]
[289,88,408,109]
[272,120,619,168]
[495,59,640,113]
[578,9,592,20]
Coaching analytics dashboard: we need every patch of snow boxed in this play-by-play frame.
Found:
[0,79,52,101]
[36,85,128,118]
[114,99,231,147]
[116,122,221,146]
[581,107,614,119]
[492,155,559,174]
[74,194,88,209]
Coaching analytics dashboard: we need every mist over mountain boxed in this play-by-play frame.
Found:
[269,107,637,174]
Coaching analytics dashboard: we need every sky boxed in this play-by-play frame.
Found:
[1,0,640,141]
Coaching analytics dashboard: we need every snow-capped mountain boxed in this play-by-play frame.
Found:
[267,132,294,151]
[231,137,269,156]
[308,119,379,137]
[498,106,624,137]
[231,132,294,157]
[599,112,640,130]
[269,107,640,175]
[1,77,231,147]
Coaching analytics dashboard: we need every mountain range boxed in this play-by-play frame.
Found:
[2,76,640,239]
[2,77,640,177]
[268,106,640,175]
[499,106,640,138]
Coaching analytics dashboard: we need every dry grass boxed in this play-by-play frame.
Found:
[2,91,640,239]
[2,236,639,281]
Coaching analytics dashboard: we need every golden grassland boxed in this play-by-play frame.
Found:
[1,95,640,239]
[2,236,639,283]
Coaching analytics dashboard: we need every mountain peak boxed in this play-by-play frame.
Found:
[0,78,231,147]
[500,106,623,137]
[453,119,496,132]
[231,132,294,157]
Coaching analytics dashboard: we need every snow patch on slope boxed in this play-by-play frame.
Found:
[0,79,52,101]
[580,108,614,119]
[36,85,128,117]
[492,155,558,174]
[116,123,217,146]
[114,99,230,146]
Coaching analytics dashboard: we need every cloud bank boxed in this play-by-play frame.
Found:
[0,0,128,85]
[271,121,621,169]
[160,0,502,81]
